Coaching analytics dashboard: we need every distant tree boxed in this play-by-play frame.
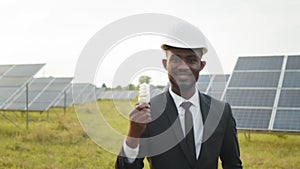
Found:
[127,83,136,90]
[101,83,107,89]
[139,76,151,84]
[155,85,167,89]
[114,85,122,91]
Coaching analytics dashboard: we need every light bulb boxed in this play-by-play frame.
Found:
[138,83,150,103]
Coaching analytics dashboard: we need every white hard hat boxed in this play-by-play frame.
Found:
[161,23,208,54]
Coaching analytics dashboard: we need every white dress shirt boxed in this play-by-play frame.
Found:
[124,87,203,162]
[168,88,203,159]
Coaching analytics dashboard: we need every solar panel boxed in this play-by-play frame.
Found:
[225,89,277,107]
[113,92,122,100]
[28,103,51,112]
[207,92,224,100]
[122,92,129,100]
[212,74,230,82]
[273,110,300,131]
[0,77,34,87]
[115,92,123,100]
[234,56,283,70]
[226,55,300,132]
[5,77,72,111]
[72,83,96,104]
[5,64,45,76]
[282,72,300,87]
[232,108,272,130]
[31,78,72,111]
[228,72,280,87]
[198,75,212,82]
[72,83,89,104]
[285,55,300,70]
[0,65,12,76]
[270,55,300,132]
[13,90,40,102]
[0,64,45,110]
[0,88,19,102]
[196,74,230,99]
[101,91,113,100]
[36,91,61,102]
[29,80,53,91]
[119,91,138,100]
[53,87,73,107]
[278,90,300,108]
[197,83,209,92]
[208,82,227,92]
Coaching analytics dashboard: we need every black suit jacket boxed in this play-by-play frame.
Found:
[116,91,242,169]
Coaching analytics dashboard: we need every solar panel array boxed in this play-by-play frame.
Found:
[0,64,44,110]
[225,55,300,132]
[1,60,300,133]
[5,77,72,111]
[69,83,96,105]
[98,91,138,100]
[54,84,108,106]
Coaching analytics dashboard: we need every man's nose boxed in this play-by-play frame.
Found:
[177,59,189,70]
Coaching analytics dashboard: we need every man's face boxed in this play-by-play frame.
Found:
[162,48,206,92]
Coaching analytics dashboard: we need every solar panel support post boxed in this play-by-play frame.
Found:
[26,83,29,130]
[64,91,67,115]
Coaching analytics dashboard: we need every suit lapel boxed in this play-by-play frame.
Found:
[196,93,225,168]
[195,92,211,165]
[165,91,196,168]
[199,92,210,124]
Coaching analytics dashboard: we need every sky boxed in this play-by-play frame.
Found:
[1,0,300,87]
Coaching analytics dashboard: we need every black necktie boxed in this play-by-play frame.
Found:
[181,102,196,163]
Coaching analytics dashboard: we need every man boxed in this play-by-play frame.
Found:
[116,24,242,169]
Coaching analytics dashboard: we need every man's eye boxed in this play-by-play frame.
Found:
[187,58,197,64]
[170,56,181,63]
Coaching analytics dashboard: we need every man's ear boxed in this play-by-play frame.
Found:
[200,61,206,71]
[162,59,167,69]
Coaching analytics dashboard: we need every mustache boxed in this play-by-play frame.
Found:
[172,70,193,76]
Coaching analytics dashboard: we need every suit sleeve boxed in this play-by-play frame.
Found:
[115,148,145,169]
[220,103,243,169]
[115,126,150,169]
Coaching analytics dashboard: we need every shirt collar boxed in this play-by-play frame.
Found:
[168,87,199,109]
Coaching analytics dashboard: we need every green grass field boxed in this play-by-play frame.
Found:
[0,100,299,169]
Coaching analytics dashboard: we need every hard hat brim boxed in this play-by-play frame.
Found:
[161,44,208,55]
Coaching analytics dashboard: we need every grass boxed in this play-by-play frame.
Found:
[0,100,299,169]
